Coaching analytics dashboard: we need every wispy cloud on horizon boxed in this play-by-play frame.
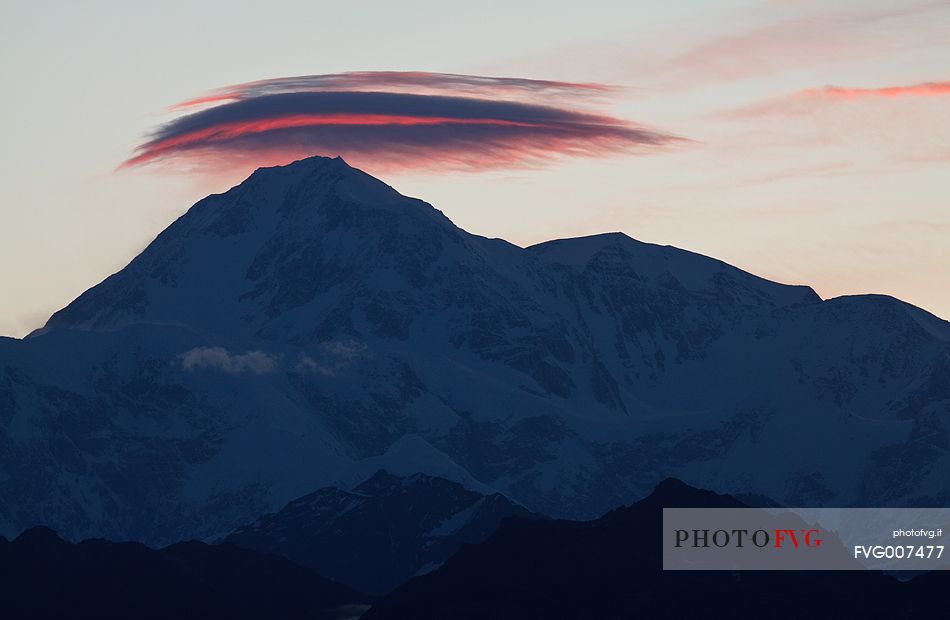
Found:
[122,72,682,174]
[797,81,950,101]
[654,1,946,87]
[487,1,948,96]
[715,79,950,119]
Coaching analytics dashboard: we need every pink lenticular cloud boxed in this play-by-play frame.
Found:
[171,71,620,111]
[120,113,555,169]
[126,72,681,174]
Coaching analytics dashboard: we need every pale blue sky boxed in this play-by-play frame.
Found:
[1,0,948,336]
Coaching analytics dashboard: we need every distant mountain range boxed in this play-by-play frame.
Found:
[0,526,367,620]
[225,470,541,595]
[364,479,949,620]
[1,155,948,546]
[5,480,946,619]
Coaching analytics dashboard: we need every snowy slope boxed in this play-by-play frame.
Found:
[224,470,540,595]
[2,156,949,544]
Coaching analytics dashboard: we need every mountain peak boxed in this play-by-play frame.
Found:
[529,231,820,308]
[224,471,540,595]
[39,159,829,338]
[241,154,406,208]
[40,156,461,336]
[12,526,70,551]
[639,477,745,509]
[252,154,347,173]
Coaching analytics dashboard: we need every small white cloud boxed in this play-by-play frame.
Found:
[324,339,368,361]
[295,340,368,376]
[296,354,335,376]
[181,347,277,374]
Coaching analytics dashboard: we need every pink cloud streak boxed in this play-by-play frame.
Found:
[719,79,950,119]
[799,81,950,100]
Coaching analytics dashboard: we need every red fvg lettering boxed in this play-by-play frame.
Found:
[774,529,823,548]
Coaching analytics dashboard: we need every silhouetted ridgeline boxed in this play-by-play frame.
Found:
[364,479,949,620]
[0,527,368,620]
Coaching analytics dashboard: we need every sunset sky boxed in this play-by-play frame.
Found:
[1,0,948,337]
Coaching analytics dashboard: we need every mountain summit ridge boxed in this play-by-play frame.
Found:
[41,155,823,338]
[2,156,949,545]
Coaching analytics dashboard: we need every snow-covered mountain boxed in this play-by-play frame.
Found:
[225,470,541,595]
[2,155,948,544]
